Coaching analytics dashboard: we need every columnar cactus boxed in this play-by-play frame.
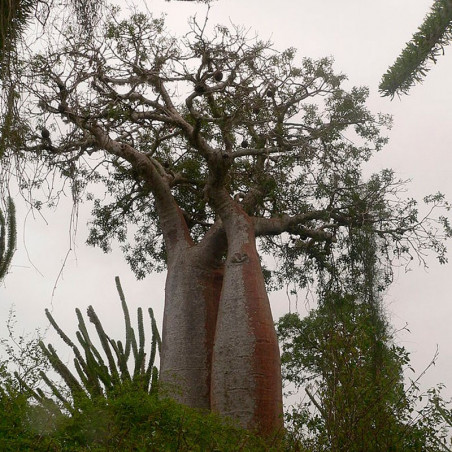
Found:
[0,196,16,284]
[18,276,161,413]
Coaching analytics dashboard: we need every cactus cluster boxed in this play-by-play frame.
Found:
[18,277,161,414]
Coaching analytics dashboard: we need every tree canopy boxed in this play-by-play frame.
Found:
[5,10,449,290]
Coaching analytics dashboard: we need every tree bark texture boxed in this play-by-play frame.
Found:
[160,251,223,409]
[211,245,283,433]
[209,190,283,434]
[159,214,283,433]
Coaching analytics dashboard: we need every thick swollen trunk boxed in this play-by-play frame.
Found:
[210,212,283,434]
[160,249,223,409]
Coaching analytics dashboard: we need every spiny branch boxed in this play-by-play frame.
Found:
[380,0,452,97]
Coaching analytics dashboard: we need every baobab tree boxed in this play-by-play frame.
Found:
[4,10,451,433]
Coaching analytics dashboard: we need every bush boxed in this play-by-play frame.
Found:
[43,389,282,451]
[1,378,284,451]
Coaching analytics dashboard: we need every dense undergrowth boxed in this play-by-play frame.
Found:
[0,384,288,451]
[0,279,293,451]
[1,281,451,451]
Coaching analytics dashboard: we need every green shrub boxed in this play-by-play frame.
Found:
[43,389,281,451]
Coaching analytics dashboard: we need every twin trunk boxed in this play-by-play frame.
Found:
[160,252,222,410]
[160,214,283,435]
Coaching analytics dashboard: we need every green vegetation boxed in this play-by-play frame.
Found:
[2,2,452,448]
[277,294,450,451]
[0,386,281,451]
[1,278,451,450]
[0,278,286,451]
[5,9,451,430]
[274,211,452,450]
[1,377,285,450]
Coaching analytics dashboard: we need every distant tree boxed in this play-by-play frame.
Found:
[3,9,451,433]
[277,295,450,451]
[380,0,452,97]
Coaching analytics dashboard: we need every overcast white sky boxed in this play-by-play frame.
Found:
[1,0,452,404]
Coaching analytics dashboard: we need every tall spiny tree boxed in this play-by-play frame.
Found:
[0,197,16,283]
[4,10,452,433]
[380,0,452,97]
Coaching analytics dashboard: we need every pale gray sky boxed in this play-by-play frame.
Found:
[1,0,452,403]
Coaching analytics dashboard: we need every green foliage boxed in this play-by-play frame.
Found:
[0,196,17,283]
[0,380,51,451]
[277,294,450,451]
[1,283,450,450]
[0,308,55,451]
[12,9,448,292]
[46,392,285,451]
[380,0,452,97]
[2,362,283,451]
[1,383,284,450]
